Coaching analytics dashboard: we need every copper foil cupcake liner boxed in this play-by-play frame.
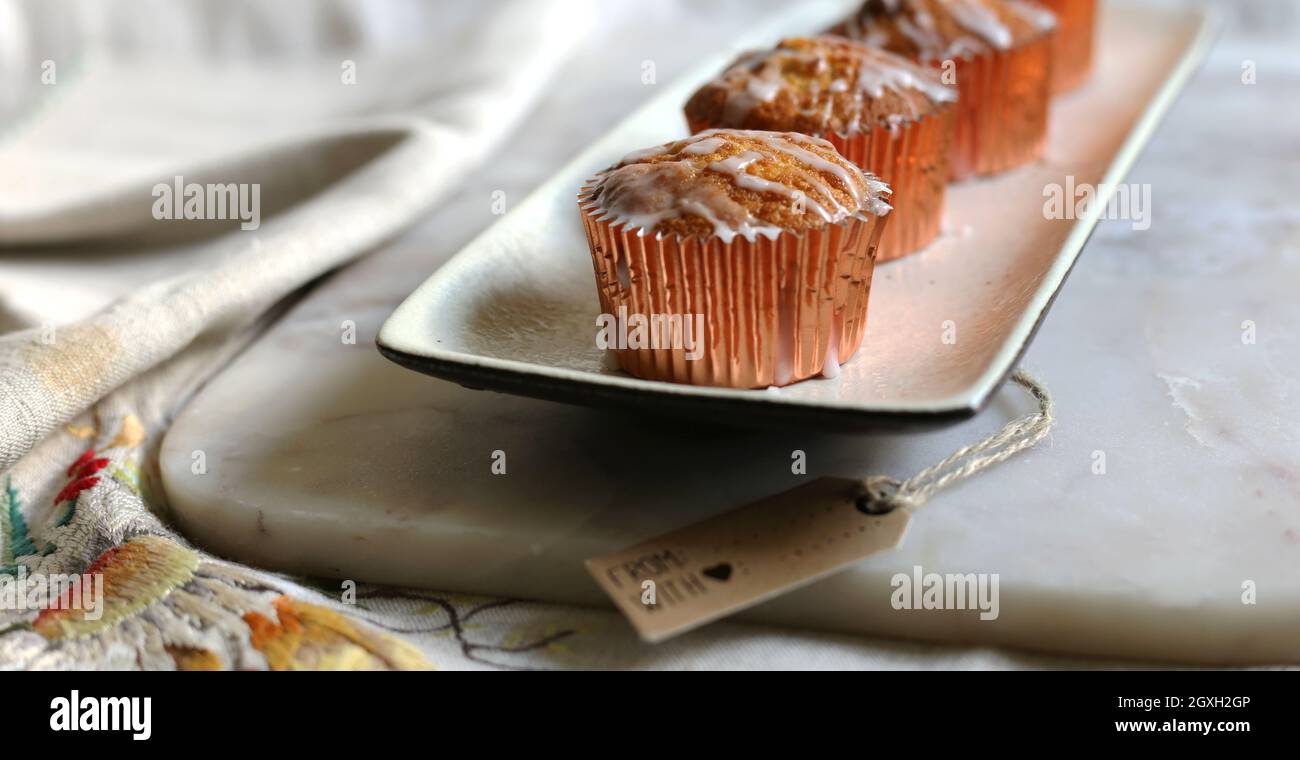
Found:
[1038,0,1097,93]
[578,194,887,388]
[687,105,953,263]
[827,105,954,261]
[946,30,1054,180]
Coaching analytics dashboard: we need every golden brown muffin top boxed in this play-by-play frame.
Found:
[685,36,955,136]
[835,0,1055,61]
[582,129,890,242]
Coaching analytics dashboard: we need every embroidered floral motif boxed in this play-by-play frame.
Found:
[51,449,110,528]
[2,418,437,671]
[244,596,433,671]
[0,477,36,574]
[33,534,198,640]
[105,414,145,450]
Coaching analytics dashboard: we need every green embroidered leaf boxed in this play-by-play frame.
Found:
[1,477,37,573]
[51,497,76,528]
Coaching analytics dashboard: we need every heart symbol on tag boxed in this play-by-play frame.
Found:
[702,562,733,582]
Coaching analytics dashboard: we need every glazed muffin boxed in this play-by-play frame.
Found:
[578,129,891,388]
[834,0,1055,179]
[1034,0,1096,93]
[684,36,955,262]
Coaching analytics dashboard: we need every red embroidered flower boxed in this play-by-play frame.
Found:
[53,449,110,506]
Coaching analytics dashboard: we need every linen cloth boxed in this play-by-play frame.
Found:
[0,0,587,669]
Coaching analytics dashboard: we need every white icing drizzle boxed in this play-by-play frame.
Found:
[854,50,956,106]
[680,136,727,155]
[617,144,674,164]
[945,0,1013,49]
[699,36,954,133]
[843,0,1042,59]
[1005,0,1057,32]
[894,14,944,54]
[709,151,835,222]
[774,131,892,216]
[591,161,783,244]
[821,321,842,379]
[586,130,891,243]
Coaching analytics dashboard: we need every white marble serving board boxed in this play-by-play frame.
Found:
[160,4,1300,664]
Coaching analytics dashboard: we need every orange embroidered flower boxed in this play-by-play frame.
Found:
[244,596,433,671]
[33,535,198,640]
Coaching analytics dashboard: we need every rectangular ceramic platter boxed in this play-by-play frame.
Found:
[379,0,1215,430]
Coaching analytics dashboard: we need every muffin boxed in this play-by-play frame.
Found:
[1034,0,1096,93]
[834,0,1055,179]
[684,36,955,262]
[578,129,891,388]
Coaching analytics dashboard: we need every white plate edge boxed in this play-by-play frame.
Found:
[378,1,1221,417]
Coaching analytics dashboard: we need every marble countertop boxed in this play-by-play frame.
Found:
[158,2,1300,665]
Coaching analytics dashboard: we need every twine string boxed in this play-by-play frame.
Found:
[858,370,1054,514]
